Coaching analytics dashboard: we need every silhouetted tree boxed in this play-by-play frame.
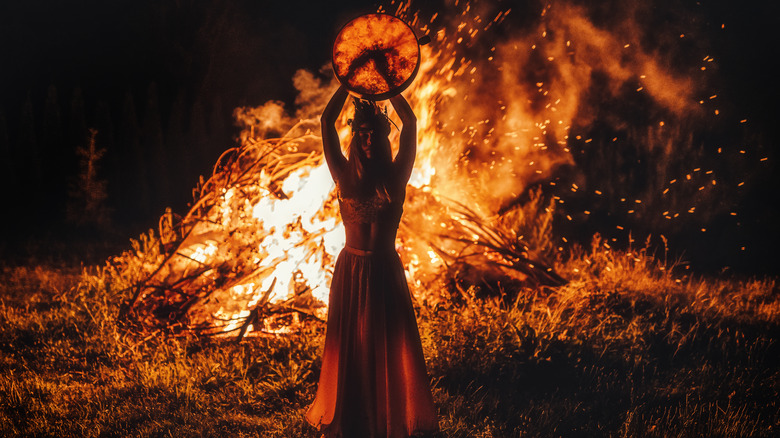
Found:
[67,128,110,229]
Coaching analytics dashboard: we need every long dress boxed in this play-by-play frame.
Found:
[306,189,438,438]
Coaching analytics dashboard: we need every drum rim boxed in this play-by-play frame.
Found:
[332,13,421,101]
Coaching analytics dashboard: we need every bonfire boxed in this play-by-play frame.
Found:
[109,0,709,338]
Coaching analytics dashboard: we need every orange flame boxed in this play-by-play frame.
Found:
[136,0,703,336]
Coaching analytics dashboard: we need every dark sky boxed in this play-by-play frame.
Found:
[0,0,379,112]
[2,0,778,135]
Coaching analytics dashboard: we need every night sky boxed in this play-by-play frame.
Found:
[1,0,778,272]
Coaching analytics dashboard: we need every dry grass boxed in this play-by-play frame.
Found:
[1,242,778,437]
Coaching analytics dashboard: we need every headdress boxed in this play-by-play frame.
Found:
[348,98,393,136]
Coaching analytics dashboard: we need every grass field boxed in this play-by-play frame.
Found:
[1,240,778,437]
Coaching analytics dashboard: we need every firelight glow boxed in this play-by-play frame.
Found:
[129,0,715,336]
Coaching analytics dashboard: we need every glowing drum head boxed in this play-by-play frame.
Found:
[332,13,420,100]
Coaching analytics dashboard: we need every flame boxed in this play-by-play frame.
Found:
[129,0,708,336]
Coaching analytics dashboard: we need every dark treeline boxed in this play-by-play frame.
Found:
[0,81,230,243]
[0,0,372,260]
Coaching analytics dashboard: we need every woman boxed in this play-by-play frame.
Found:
[306,85,438,438]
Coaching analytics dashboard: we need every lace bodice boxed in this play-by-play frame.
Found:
[336,184,402,226]
[338,195,389,225]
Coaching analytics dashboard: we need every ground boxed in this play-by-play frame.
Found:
[0,243,778,437]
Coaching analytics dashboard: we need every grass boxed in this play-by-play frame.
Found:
[1,239,778,437]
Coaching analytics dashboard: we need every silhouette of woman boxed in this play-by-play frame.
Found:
[306,85,438,438]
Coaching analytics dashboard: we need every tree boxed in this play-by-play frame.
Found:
[67,128,110,229]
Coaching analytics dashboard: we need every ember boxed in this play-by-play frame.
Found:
[112,0,743,336]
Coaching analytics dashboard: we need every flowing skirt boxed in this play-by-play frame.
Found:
[306,246,438,438]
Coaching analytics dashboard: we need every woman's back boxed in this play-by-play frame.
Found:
[338,184,405,251]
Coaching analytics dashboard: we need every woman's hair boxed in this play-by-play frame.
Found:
[342,98,394,200]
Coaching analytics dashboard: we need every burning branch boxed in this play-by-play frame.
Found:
[114,116,567,337]
[109,0,682,336]
[399,186,566,305]
[117,123,338,337]
[442,197,567,287]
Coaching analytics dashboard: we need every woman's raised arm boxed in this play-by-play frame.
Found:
[389,93,417,184]
[321,86,349,181]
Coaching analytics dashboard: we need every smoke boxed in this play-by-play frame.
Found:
[293,68,339,120]
[233,100,290,140]
[233,0,742,270]
[371,0,702,218]
[229,0,713,222]
[114,0,766,335]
